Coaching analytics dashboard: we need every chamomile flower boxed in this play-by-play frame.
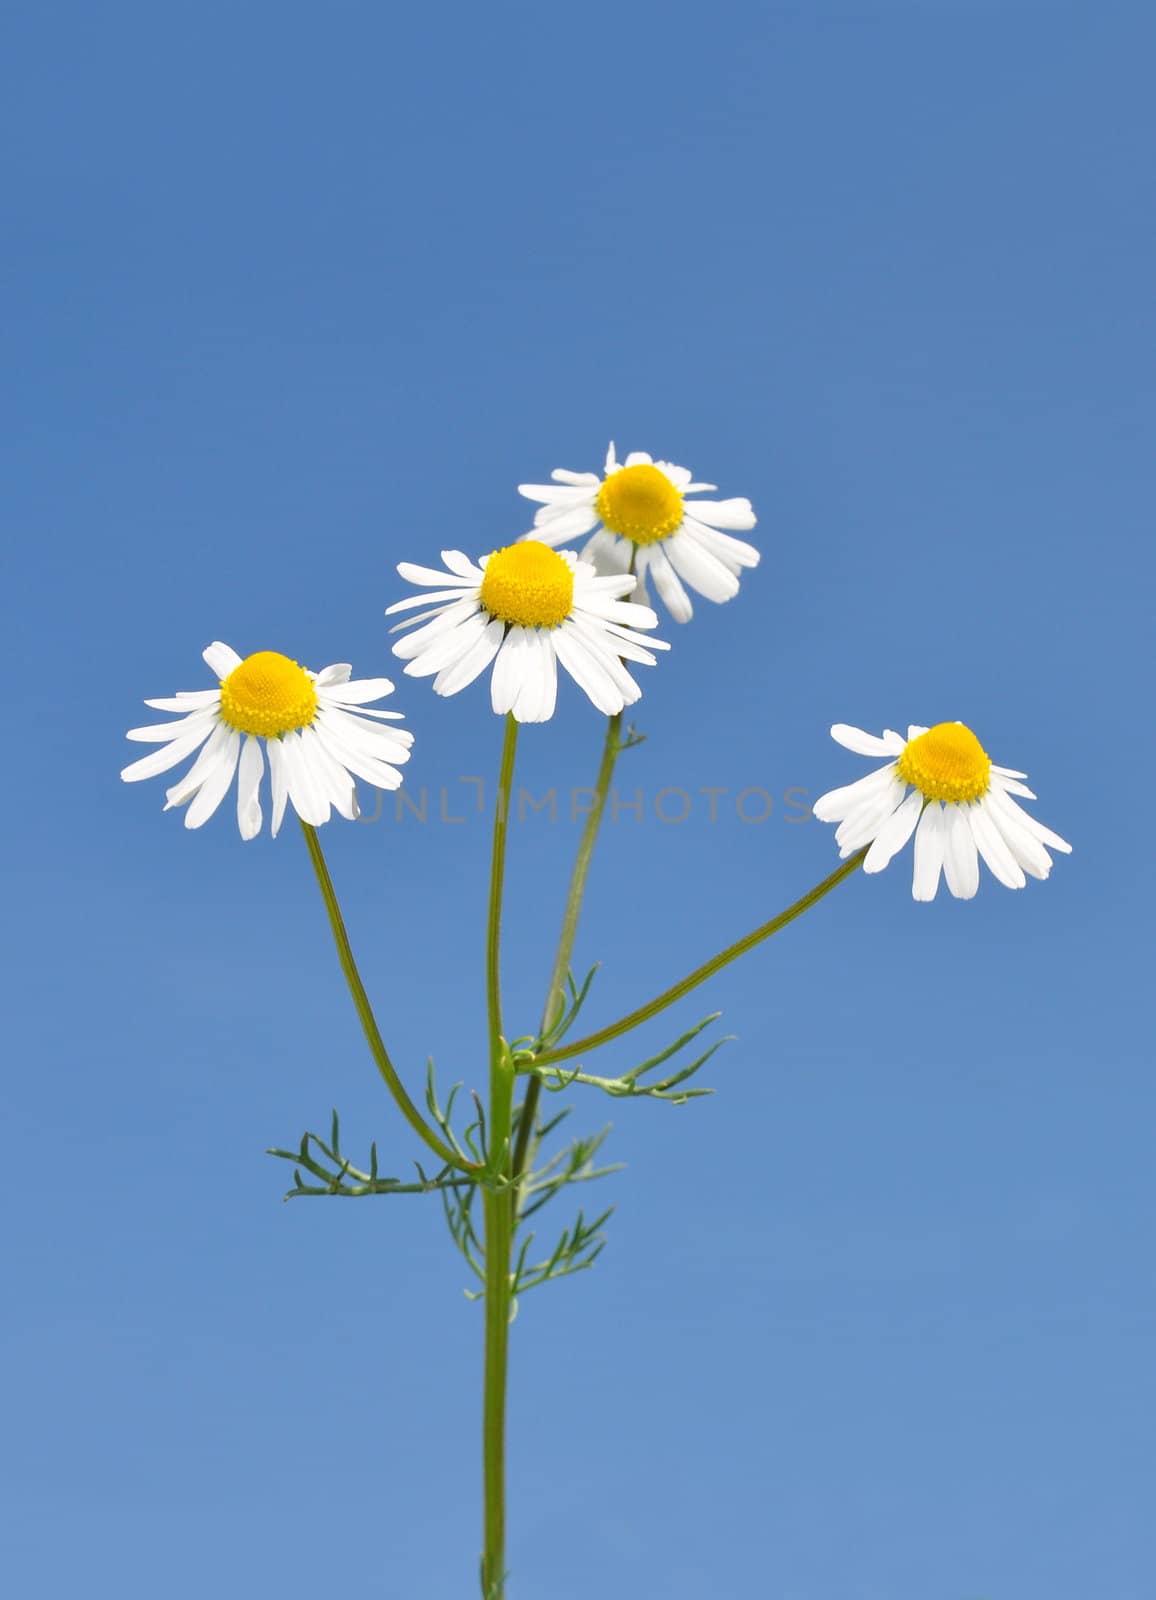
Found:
[385,542,669,721]
[121,642,413,838]
[518,442,758,623]
[813,721,1072,901]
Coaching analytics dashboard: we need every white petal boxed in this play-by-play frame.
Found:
[683,496,756,532]
[392,597,483,659]
[512,631,558,723]
[550,624,623,715]
[942,803,979,899]
[320,676,396,706]
[581,530,635,578]
[162,721,234,808]
[577,594,659,628]
[401,610,491,677]
[236,735,265,840]
[517,483,595,507]
[529,505,601,542]
[203,642,242,678]
[985,784,1072,854]
[313,663,352,688]
[143,690,220,712]
[981,793,1053,880]
[863,789,923,873]
[433,617,506,697]
[440,550,486,579]
[314,721,404,793]
[681,518,760,572]
[281,731,331,828]
[967,800,1026,889]
[989,773,1037,800]
[268,738,289,838]
[386,586,477,616]
[125,707,219,743]
[664,526,741,603]
[395,559,477,589]
[121,718,218,783]
[646,546,693,623]
[830,725,906,758]
[835,782,907,853]
[300,727,358,820]
[813,763,897,823]
[912,803,946,901]
[317,707,412,767]
[570,619,645,702]
[388,603,460,637]
[490,628,528,716]
[184,729,241,830]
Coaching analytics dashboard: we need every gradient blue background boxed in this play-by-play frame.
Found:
[4,3,1152,1596]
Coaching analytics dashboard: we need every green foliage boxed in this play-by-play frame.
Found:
[267,1108,468,1200]
[268,966,724,1315]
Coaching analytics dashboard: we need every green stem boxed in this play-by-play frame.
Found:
[533,849,867,1068]
[299,821,475,1173]
[481,715,519,1599]
[480,1185,511,1600]
[480,720,518,1094]
[510,711,624,1185]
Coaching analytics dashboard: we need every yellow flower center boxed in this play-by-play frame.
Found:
[219,651,318,737]
[595,463,684,544]
[896,722,992,804]
[480,541,575,629]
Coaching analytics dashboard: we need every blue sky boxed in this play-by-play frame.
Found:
[4,3,1154,1596]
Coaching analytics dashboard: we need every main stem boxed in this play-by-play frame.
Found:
[481,715,519,1599]
[299,821,472,1172]
[509,712,624,1187]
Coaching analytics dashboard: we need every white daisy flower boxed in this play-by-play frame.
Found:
[813,721,1072,902]
[517,442,759,623]
[385,541,669,722]
[121,643,413,838]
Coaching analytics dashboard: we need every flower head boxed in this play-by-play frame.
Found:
[813,722,1071,901]
[386,543,669,722]
[518,443,759,623]
[121,642,412,838]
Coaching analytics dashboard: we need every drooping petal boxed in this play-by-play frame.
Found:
[645,546,694,623]
[550,624,624,716]
[966,800,1026,890]
[184,729,242,830]
[664,529,741,604]
[236,734,265,840]
[267,737,289,838]
[433,617,506,697]
[863,789,923,874]
[942,803,980,899]
[162,721,235,809]
[912,802,946,901]
[280,730,331,828]
[813,763,898,823]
